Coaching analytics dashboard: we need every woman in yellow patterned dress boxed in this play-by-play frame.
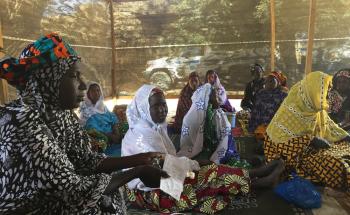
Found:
[265,71,350,189]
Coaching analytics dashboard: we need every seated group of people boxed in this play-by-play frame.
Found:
[241,63,350,137]
[173,69,234,132]
[0,33,349,214]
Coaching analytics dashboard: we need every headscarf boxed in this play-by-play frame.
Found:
[0,33,79,113]
[122,85,178,190]
[269,71,287,88]
[328,69,350,114]
[205,70,228,106]
[250,63,264,74]
[174,72,200,130]
[178,83,233,164]
[189,71,199,80]
[0,34,123,213]
[267,71,348,143]
[123,84,176,155]
[79,82,108,126]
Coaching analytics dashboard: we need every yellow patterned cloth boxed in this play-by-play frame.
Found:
[264,135,350,189]
[267,72,348,144]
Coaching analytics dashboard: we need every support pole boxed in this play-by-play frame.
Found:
[270,0,276,72]
[0,19,9,105]
[109,0,117,97]
[305,0,317,75]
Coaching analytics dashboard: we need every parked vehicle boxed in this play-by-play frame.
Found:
[143,40,350,91]
[143,49,202,90]
[143,47,274,91]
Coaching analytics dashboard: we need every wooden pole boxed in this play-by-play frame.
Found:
[109,0,117,98]
[270,0,276,72]
[305,0,317,75]
[0,19,9,105]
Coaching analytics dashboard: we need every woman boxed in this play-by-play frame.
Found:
[113,104,129,138]
[178,83,237,163]
[173,72,200,132]
[79,82,121,145]
[241,64,265,111]
[122,84,285,214]
[328,69,350,124]
[265,71,350,189]
[248,71,288,135]
[0,33,167,214]
[205,70,234,112]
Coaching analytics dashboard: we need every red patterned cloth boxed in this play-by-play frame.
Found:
[127,164,250,214]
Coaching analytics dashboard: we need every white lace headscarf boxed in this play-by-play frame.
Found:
[177,83,232,164]
[122,85,178,190]
[78,82,108,126]
[123,84,177,156]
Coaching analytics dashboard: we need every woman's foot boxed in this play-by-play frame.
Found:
[251,159,285,189]
[249,158,282,178]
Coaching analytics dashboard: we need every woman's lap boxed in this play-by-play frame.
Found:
[264,136,350,189]
[126,164,250,214]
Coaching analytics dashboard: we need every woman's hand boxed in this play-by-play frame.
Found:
[97,152,166,174]
[136,165,169,188]
[310,137,331,149]
[132,152,165,167]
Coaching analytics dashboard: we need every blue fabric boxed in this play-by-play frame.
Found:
[104,144,121,157]
[220,134,240,164]
[85,111,118,134]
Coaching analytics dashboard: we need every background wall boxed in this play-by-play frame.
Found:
[1,0,350,98]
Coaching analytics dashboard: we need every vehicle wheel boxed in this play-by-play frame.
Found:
[150,70,172,90]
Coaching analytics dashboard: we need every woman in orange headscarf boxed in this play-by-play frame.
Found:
[249,71,288,139]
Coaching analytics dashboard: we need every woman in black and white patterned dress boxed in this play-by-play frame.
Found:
[0,33,167,214]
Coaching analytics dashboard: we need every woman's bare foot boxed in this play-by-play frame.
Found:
[251,159,285,188]
[249,159,282,178]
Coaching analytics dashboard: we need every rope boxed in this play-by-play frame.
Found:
[3,35,350,50]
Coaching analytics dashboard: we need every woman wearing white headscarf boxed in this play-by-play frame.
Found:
[79,82,116,129]
[122,84,285,214]
[205,70,234,112]
[178,83,237,164]
[79,82,121,153]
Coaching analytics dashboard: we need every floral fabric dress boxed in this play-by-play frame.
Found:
[122,85,250,214]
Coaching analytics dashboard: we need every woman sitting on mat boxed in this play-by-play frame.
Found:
[122,84,285,214]
[265,71,350,189]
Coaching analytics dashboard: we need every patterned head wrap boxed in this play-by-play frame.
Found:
[332,69,350,90]
[0,33,80,112]
[0,33,78,90]
[269,71,287,87]
[149,87,164,98]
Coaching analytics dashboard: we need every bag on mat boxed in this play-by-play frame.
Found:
[274,173,322,209]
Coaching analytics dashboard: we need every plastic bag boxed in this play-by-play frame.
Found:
[274,173,322,209]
